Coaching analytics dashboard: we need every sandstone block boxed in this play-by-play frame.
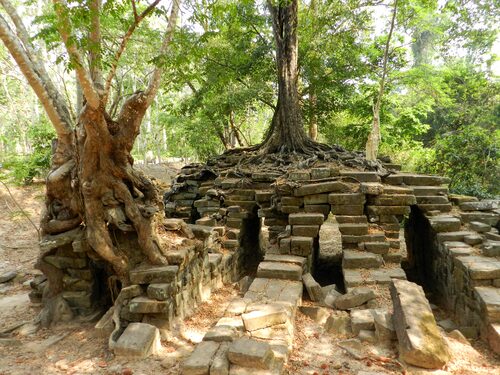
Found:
[334,287,376,310]
[351,309,374,335]
[256,262,302,281]
[147,283,173,301]
[294,181,350,196]
[288,212,324,225]
[342,250,383,269]
[182,341,220,375]
[204,325,238,342]
[338,223,368,236]
[328,193,365,205]
[429,216,461,232]
[390,279,450,369]
[324,311,351,334]
[291,225,319,237]
[302,273,323,302]
[211,343,230,375]
[290,236,313,256]
[129,296,170,314]
[130,265,178,284]
[241,305,288,331]
[227,338,275,369]
[331,205,364,215]
[114,323,160,359]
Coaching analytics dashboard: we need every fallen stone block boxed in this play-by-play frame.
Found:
[487,323,500,354]
[302,273,323,302]
[204,325,238,342]
[373,310,396,340]
[324,311,351,335]
[241,305,288,331]
[299,306,329,324]
[182,341,220,375]
[351,309,374,335]
[324,288,342,308]
[114,323,160,359]
[390,279,450,369]
[358,329,376,343]
[0,270,17,283]
[227,338,275,369]
[211,343,230,375]
[334,287,376,310]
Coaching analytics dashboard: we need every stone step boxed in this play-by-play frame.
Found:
[342,250,383,269]
[340,171,381,182]
[343,267,406,289]
[263,254,306,268]
[338,223,369,236]
[359,241,390,254]
[460,212,499,226]
[418,203,452,213]
[474,287,500,323]
[455,256,500,280]
[288,212,324,225]
[370,194,417,206]
[428,216,461,232]
[256,262,303,281]
[460,200,499,212]
[417,195,449,204]
[436,231,476,243]
[114,322,161,359]
[411,186,449,196]
[335,215,368,224]
[384,174,450,186]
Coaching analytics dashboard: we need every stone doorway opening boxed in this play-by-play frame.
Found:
[238,214,264,278]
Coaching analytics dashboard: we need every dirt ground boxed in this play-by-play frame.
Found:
[0,184,499,375]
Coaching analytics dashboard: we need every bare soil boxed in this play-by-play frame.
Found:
[0,184,499,375]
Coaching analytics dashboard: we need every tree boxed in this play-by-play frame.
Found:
[365,0,398,161]
[0,0,180,283]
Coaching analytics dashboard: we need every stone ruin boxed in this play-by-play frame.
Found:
[29,151,500,373]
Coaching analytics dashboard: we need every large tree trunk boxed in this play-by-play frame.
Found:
[262,0,311,153]
[365,0,397,161]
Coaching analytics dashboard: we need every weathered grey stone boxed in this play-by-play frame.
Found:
[429,216,461,232]
[290,236,313,256]
[328,193,365,205]
[324,288,342,308]
[460,212,499,226]
[338,223,368,235]
[216,317,244,332]
[299,306,329,324]
[470,221,491,233]
[211,343,230,375]
[390,280,450,369]
[475,287,500,322]
[263,254,306,267]
[324,311,351,334]
[182,341,220,375]
[61,291,92,309]
[334,287,376,310]
[367,205,411,216]
[311,167,333,179]
[147,283,173,301]
[360,182,384,195]
[487,323,500,354]
[342,250,383,269]
[114,323,160,359]
[460,200,499,211]
[373,310,396,340]
[0,270,17,283]
[464,234,483,245]
[256,262,302,281]
[288,171,311,181]
[242,305,288,331]
[129,296,170,314]
[294,181,350,196]
[336,215,368,224]
[360,242,390,254]
[291,225,319,237]
[411,186,448,196]
[302,273,323,302]
[483,241,500,257]
[204,325,238,342]
[358,329,376,343]
[340,171,380,182]
[373,194,417,206]
[288,213,324,225]
[331,205,364,215]
[129,265,178,284]
[227,338,275,369]
[351,309,374,335]
[456,256,500,279]
[304,194,329,205]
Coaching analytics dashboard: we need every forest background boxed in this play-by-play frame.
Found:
[0,0,498,197]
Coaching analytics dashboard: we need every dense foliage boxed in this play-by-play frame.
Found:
[0,0,498,196]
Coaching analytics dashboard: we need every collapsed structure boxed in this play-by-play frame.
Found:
[30,148,500,373]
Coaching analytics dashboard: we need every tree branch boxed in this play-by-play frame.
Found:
[143,0,181,108]
[0,13,73,140]
[52,0,100,109]
[89,0,103,86]
[102,0,161,105]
